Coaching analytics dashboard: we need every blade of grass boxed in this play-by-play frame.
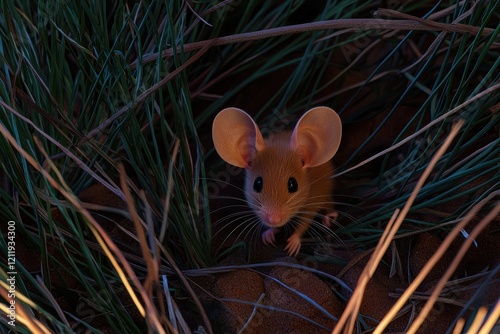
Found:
[374,190,500,333]
[334,119,464,334]
[0,122,166,331]
[406,202,500,333]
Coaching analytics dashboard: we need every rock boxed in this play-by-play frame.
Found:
[259,258,343,333]
[214,269,265,332]
[410,232,455,289]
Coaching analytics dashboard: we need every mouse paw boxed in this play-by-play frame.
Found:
[284,233,302,257]
[262,228,279,246]
[322,211,339,228]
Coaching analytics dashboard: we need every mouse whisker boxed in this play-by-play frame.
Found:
[201,177,246,192]
[214,215,259,255]
[310,221,346,247]
[210,208,253,227]
[241,221,263,248]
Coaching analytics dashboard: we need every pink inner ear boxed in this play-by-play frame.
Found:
[237,136,258,168]
[240,148,254,169]
[289,107,342,167]
[212,108,266,168]
[292,131,319,167]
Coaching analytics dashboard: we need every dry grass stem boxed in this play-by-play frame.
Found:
[119,164,159,293]
[0,284,51,334]
[478,299,500,334]
[337,84,500,177]
[406,202,500,333]
[0,123,167,331]
[334,120,464,334]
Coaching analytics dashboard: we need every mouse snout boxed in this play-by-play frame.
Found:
[262,209,287,227]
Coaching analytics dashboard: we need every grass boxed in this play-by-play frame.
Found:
[0,0,499,333]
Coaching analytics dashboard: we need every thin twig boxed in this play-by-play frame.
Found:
[336,83,500,177]
[0,100,125,201]
[133,15,494,66]
[238,294,266,334]
[79,39,216,144]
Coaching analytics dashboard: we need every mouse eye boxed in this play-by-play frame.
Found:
[288,177,298,193]
[253,177,263,193]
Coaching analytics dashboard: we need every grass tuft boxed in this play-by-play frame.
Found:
[1,0,498,332]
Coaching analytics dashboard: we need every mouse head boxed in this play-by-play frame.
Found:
[212,107,342,227]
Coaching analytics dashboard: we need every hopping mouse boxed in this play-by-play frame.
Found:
[212,107,342,256]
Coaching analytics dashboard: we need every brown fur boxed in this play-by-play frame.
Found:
[212,107,341,255]
[245,132,334,233]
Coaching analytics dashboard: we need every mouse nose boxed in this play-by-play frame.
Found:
[265,211,284,226]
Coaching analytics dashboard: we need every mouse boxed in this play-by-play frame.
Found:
[212,106,342,256]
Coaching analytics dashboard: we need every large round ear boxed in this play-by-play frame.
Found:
[290,106,342,167]
[212,108,265,168]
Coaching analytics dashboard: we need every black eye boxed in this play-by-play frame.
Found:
[288,177,298,193]
[253,177,263,193]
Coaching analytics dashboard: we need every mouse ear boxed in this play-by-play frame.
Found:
[290,106,342,167]
[212,108,265,168]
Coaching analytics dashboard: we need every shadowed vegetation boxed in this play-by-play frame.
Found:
[0,0,498,333]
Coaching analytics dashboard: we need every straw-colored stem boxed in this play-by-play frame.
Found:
[334,120,464,334]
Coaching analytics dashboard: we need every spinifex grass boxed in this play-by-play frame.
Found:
[0,0,499,333]
[0,1,217,332]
